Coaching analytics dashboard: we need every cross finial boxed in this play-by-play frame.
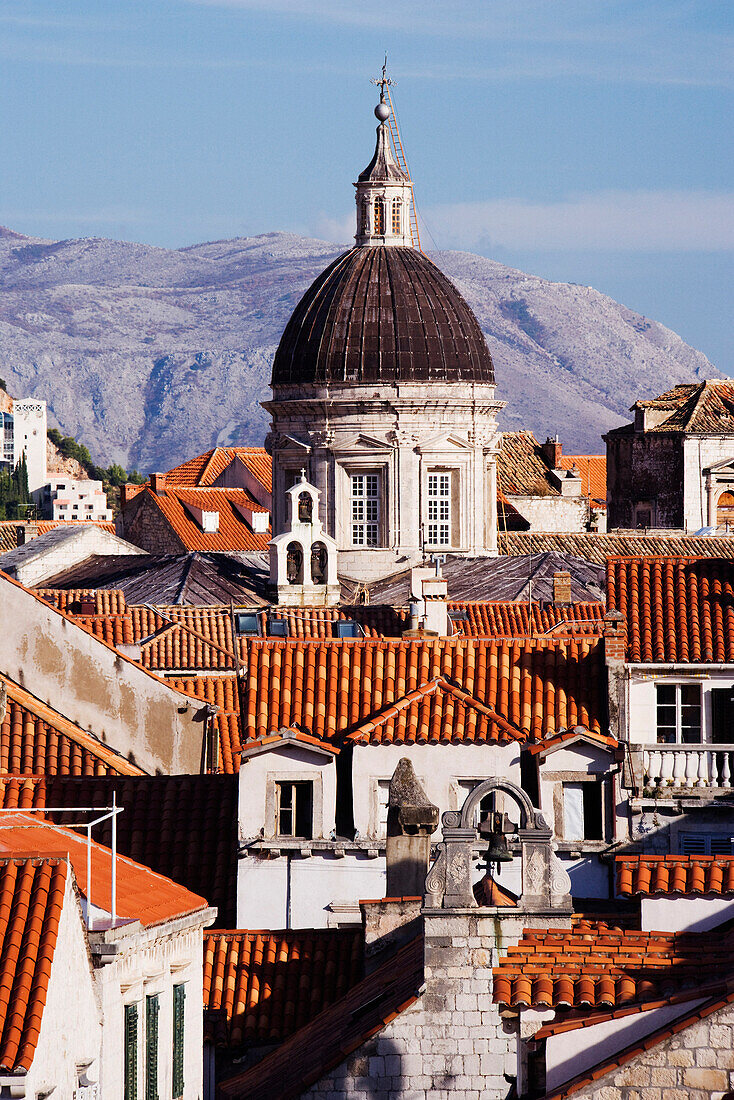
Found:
[299,467,306,481]
[370,54,395,100]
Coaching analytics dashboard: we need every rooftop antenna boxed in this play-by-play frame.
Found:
[371,57,423,252]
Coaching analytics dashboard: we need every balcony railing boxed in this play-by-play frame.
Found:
[642,744,734,791]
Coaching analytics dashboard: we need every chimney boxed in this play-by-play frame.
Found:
[603,609,626,665]
[150,473,167,497]
[541,435,563,469]
[14,523,39,547]
[552,570,572,605]
[120,484,139,507]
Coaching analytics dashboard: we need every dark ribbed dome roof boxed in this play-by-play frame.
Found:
[271,246,494,386]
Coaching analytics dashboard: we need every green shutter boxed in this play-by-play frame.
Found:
[146,994,160,1100]
[173,984,186,1098]
[124,1003,138,1100]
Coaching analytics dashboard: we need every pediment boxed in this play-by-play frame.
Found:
[705,458,734,476]
[415,432,472,454]
[332,432,393,454]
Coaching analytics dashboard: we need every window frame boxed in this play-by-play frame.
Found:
[656,682,702,744]
[350,472,382,548]
[276,780,314,839]
[391,199,401,235]
[426,471,452,547]
[172,984,185,1100]
[145,994,159,1100]
[124,1002,138,1100]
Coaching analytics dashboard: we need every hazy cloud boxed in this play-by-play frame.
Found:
[420,191,734,254]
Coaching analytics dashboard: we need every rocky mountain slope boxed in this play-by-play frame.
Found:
[0,227,719,470]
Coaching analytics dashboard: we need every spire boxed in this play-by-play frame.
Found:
[354,61,414,248]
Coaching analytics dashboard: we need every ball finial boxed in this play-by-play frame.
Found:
[375,100,390,123]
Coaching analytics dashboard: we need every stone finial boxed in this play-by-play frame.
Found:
[386,758,438,899]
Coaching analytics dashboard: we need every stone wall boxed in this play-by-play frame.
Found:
[120,490,187,553]
[563,997,734,1100]
[606,431,683,530]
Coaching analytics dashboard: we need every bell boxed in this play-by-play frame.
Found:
[480,811,513,865]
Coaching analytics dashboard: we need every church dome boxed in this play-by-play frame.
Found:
[271,245,495,386]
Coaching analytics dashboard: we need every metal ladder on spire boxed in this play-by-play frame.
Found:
[385,85,422,252]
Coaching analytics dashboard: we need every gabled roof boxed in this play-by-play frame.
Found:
[493,920,734,1010]
[203,928,363,1048]
[617,854,734,897]
[218,934,424,1099]
[633,381,734,434]
[242,729,340,757]
[498,530,734,565]
[0,519,117,554]
[345,677,525,746]
[164,447,272,492]
[0,522,140,572]
[0,774,239,925]
[0,857,69,1072]
[239,636,604,744]
[498,431,562,498]
[0,672,145,777]
[138,486,271,552]
[606,555,734,662]
[0,811,211,928]
[528,728,617,757]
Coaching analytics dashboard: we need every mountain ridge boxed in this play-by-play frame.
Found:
[0,229,719,470]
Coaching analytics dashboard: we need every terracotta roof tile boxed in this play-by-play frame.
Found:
[633,381,734,435]
[449,601,604,638]
[0,856,68,1072]
[0,775,239,925]
[239,636,603,745]
[143,486,271,552]
[0,520,116,553]
[559,454,607,508]
[498,432,560,497]
[528,728,618,756]
[498,531,734,565]
[36,588,127,615]
[0,812,210,928]
[203,929,363,1048]
[606,555,734,662]
[164,447,272,492]
[0,673,144,777]
[167,675,241,773]
[493,921,734,1010]
[265,605,410,639]
[345,677,526,745]
[218,933,424,1099]
[617,854,734,896]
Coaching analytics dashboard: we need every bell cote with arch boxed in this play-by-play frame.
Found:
[269,473,340,606]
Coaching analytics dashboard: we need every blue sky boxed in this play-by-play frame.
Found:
[0,0,731,371]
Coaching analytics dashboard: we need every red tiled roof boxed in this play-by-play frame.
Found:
[218,934,424,1099]
[164,447,272,492]
[498,431,559,497]
[0,520,116,553]
[449,601,605,638]
[345,678,525,745]
[0,857,68,1072]
[0,774,239,925]
[617,854,734,897]
[559,455,606,508]
[36,588,127,615]
[528,728,617,756]
[0,812,210,928]
[167,675,241,774]
[203,929,363,1048]
[142,486,271,552]
[492,921,734,1010]
[243,730,340,755]
[239,636,603,744]
[0,673,144,777]
[633,381,734,435]
[70,606,238,672]
[606,555,734,662]
[266,605,410,639]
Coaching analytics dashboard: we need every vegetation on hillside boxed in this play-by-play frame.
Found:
[0,454,30,520]
[47,429,146,517]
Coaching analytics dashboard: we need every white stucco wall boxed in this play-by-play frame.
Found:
[237,851,387,928]
[505,494,588,533]
[544,998,705,1092]
[20,874,101,1099]
[8,526,144,587]
[96,917,209,1100]
[238,742,337,839]
[683,435,734,531]
[351,741,521,839]
[641,894,734,932]
[627,669,734,745]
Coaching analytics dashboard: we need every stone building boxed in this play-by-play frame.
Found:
[605,379,734,531]
[265,79,503,581]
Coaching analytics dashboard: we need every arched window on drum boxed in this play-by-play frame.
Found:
[373,198,385,236]
[717,491,734,530]
[391,200,401,235]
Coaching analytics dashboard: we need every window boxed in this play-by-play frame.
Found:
[711,688,734,744]
[391,200,401,235]
[234,611,261,636]
[679,832,734,855]
[377,780,390,835]
[276,781,313,839]
[172,984,185,1099]
[145,994,159,1100]
[124,1003,138,1100]
[427,473,451,546]
[656,684,701,744]
[373,198,385,235]
[351,474,380,546]
[563,782,603,841]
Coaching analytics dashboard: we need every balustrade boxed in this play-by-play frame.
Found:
[642,744,734,791]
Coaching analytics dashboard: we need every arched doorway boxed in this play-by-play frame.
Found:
[717,491,734,530]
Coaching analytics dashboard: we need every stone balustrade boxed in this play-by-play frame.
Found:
[642,744,734,791]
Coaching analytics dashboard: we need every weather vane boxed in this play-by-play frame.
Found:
[370,55,396,99]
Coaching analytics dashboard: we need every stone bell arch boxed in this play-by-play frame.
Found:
[269,473,340,606]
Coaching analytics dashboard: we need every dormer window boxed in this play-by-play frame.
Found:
[391,200,401,235]
[374,198,385,236]
[276,781,313,839]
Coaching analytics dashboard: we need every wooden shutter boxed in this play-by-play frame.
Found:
[145,994,159,1100]
[173,984,185,1099]
[124,1003,138,1100]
